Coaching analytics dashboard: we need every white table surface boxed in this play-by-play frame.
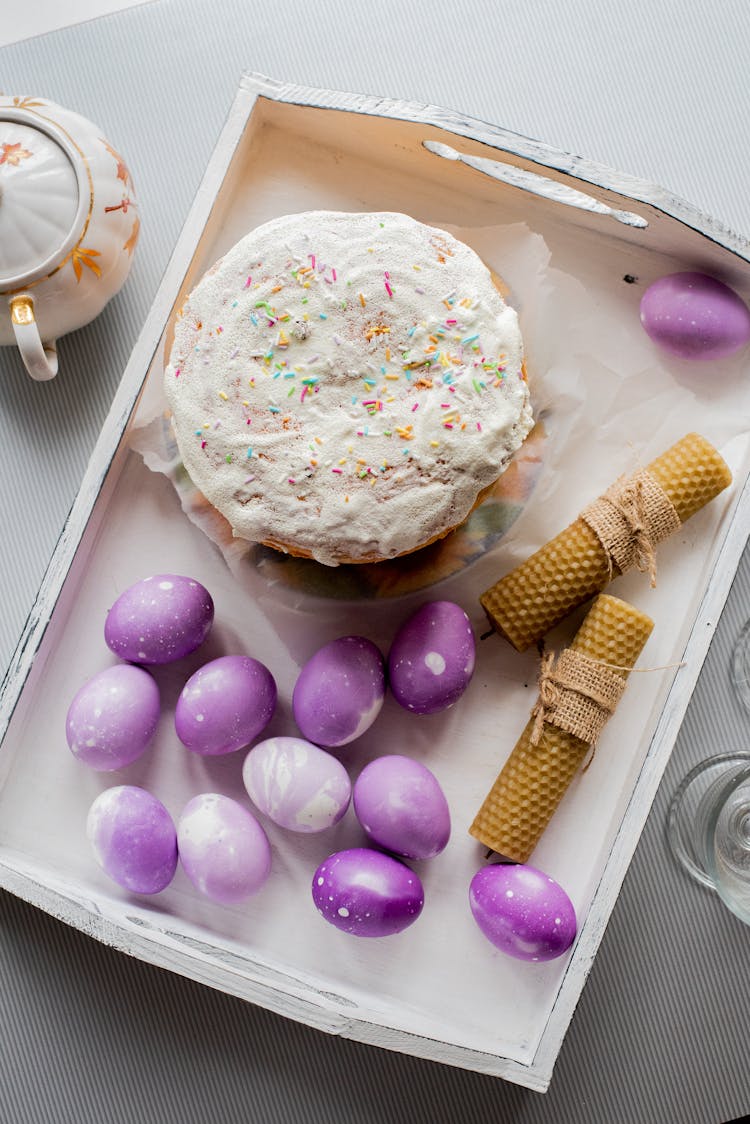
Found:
[1,3,749,1122]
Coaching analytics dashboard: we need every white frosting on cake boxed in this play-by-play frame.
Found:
[164,211,533,565]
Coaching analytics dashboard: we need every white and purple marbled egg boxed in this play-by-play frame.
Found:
[312,848,424,937]
[66,664,160,771]
[104,574,214,665]
[175,655,277,756]
[86,785,178,895]
[177,793,271,904]
[388,601,475,715]
[640,271,750,360]
[242,736,351,833]
[469,863,577,962]
[353,755,451,859]
[292,636,385,748]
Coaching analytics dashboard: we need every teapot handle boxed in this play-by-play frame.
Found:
[9,294,58,381]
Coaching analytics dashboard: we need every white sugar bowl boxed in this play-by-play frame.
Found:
[0,96,139,381]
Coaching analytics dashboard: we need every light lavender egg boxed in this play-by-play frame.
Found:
[469,863,577,962]
[353,755,451,859]
[292,636,385,748]
[243,736,351,833]
[640,271,750,360]
[87,785,177,895]
[388,601,476,715]
[175,654,277,756]
[312,848,424,937]
[104,574,214,665]
[177,793,271,904]
[66,664,160,771]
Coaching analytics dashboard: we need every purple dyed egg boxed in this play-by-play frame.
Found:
[105,574,214,665]
[469,863,577,962]
[175,654,277,756]
[293,636,385,748]
[640,271,750,360]
[388,601,475,715]
[87,785,177,895]
[177,793,271,904]
[243,736,351,833]
[66,664,160,771]
[353,755,451,859]
[312,848,424,937]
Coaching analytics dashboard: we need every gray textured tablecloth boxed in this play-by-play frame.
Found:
[1,3,749,1121]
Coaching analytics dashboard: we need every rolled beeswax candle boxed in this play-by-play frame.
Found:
[480,432,731,652]
[469,594,654,863]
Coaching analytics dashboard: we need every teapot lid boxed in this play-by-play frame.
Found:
[0,108,90,292]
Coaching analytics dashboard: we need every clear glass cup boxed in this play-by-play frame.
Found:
[667,751,750,924]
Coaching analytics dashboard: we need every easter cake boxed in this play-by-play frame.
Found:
[164,211,533,565]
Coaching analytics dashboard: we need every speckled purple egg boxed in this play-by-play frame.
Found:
[177,793,271,904]
[353,755,451,859]
[640,271,750,360]
[292,636,385,748]
[86,785,177,895]
[175,655,277,756]
[104,574,214,665]
[469,863,577,962]
[66,664,160,771]
[388,601,475,715]
[243,736,351,833]
[312,848,424,937]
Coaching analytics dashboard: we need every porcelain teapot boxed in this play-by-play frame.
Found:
[0,96,139,381]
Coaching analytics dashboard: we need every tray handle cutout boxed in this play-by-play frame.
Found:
[423,140,648,229]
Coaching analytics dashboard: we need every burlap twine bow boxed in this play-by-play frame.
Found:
[580,468,682,587]
[529,647,627,748]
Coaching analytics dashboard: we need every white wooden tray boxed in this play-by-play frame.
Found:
[1,74,749,1092]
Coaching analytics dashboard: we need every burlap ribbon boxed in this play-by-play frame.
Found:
[529,648,627,747]
[581,468,682,587]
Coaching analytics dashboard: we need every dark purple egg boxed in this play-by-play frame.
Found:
[66,664,160,771]
[104,574,214,665]
[353,755,451,859]
[177,793,271,904]
[640,271,750,360]
[86,785,177,895]
[175,655,277,756]
[469,863,577,962]
[292,636,385,748]
[388,601,475,715]
[312,848,424,937]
